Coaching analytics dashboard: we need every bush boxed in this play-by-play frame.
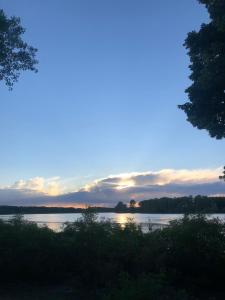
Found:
[0,213,224,299]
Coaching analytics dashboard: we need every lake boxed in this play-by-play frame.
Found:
[1,213,225,231]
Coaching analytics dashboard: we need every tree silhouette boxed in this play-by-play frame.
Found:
[219,166,225,181]
[0,9,38,89]
[179,0,225,139]
[115,201,127,212]
[129,199,136,208]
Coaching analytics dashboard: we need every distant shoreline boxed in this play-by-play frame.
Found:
[0,206,114,215]
[0,206,183,215]
[1,196,225,215]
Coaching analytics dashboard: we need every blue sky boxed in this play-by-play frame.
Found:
[0,0,225,205]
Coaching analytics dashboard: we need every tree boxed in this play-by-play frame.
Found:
[0,9,38,89]
[129,199,136,208]
[81,206,98,224]
[219,166,225,181]
[115,201,127,212]
[179,0,225,139]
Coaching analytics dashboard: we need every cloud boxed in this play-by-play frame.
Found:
[82,168,222,191]
[0,168,225,207]
[3,176,61,197]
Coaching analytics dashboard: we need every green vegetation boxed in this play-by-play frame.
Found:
[179,0,225,139]
[0,211,225,299]
[219,166,225,181]
[0,9,38,89]
[138,195,225,213]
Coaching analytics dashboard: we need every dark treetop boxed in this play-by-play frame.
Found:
[179,0,225,139]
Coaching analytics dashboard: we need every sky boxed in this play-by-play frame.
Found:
[1,0,225,206]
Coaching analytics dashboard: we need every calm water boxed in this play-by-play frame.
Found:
[0,213,225,231]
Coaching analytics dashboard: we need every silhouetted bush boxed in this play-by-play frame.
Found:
[0,212,225,299]
[103,274,191,300]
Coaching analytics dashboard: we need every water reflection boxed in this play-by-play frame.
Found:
[113,213,135,224]
[0,213,225,232]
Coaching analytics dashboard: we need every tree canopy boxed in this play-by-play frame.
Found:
[129,199,136,208]
[0,9,38,89]
[179,0,225,139]
[115,201,127,212]
[219,166,225,181]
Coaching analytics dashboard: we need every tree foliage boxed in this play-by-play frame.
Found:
[139,195,224,213]
[129,199,136,208]
[1,214,225,299]
[0,9,38,89]
[219,166,225,181]
[179,0,225,139]
[115,201,127,212]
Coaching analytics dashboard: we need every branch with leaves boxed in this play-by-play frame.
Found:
[0,9,38,89]
[219,166,225,181]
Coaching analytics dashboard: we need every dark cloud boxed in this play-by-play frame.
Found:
[1,182,225,207]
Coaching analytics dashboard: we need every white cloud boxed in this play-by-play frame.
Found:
[82,168,222,192]
[7,176,61,196]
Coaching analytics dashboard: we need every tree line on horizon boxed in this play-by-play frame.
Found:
[1,195,225,215]
[115,195,225,213]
